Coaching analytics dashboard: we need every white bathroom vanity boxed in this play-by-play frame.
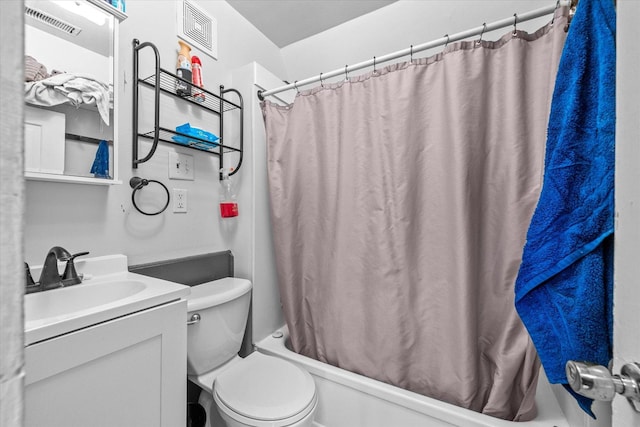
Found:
[24,254,190,427]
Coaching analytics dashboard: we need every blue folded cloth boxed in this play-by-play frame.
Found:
[514,0,616,418]
[171,123,219,149]
[90,140,110,179]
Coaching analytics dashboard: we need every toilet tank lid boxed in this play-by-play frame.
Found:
[186,277,251,311]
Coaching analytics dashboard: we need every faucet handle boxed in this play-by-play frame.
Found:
[25,262,41,294]
[25,262,36,286]
[69,251,90,260]
[61,251,90,285]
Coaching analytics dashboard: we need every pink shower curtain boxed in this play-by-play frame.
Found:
[262,11,567,421]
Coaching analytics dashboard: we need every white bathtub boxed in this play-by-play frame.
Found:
[256,326,570,427]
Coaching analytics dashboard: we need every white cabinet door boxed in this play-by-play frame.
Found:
[25,300,186,427]
[24,106,66,175]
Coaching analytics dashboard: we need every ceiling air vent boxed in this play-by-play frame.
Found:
[176,0,218,59]
[24,5,82,36]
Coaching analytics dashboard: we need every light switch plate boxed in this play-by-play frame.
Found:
[169,152,194,180]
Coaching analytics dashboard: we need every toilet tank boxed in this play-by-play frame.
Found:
[185,278,252,376]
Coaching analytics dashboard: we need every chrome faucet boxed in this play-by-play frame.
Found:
[28,247,90,292]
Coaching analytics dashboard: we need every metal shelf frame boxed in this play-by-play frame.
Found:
[132,39,244,179]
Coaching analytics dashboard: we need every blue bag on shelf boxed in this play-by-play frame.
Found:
[172,123,219,150]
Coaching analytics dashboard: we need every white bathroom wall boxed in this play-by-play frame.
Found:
[23,0,287,280]
[281,0,553,85]
[25,25,111,83]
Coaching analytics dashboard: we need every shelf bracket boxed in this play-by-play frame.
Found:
[219,86,244,180]
[132,39,161,168]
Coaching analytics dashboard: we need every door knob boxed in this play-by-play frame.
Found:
[566,360,640,412]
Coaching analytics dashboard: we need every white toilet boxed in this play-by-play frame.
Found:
[186,278,317,427]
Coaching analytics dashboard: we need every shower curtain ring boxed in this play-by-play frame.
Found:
[410,44,414,63]
[443,34,450,52]
[294,80,299,93]
[476,23,486,46]
[372,56,377,74]
[344,65,349,81]
[512,13,518,36]
[319,73,325,88]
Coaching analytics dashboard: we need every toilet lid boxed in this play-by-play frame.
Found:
[214,352,316,421]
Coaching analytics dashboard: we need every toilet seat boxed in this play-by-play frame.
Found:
[213,352,317,426]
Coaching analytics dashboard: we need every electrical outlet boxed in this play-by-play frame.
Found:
[173,189,188,213]
[168,152,195,180]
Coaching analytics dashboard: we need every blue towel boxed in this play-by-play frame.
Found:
[90,140,111,179]
[514,0,616,418]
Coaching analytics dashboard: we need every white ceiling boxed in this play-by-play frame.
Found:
[225,0,398,48]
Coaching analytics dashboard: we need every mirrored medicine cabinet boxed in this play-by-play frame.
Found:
[23,0,126,185]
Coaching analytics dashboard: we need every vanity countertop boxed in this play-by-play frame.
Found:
[25,254,190,345]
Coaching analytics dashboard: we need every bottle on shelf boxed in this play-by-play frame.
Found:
[219,168,239,218]
[176,40,192,97]
[191,55,205,103]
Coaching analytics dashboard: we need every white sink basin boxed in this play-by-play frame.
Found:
[25,279,147,323]
[24,255,190,345]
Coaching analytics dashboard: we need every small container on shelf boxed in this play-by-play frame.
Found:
[191,56,205,103]
[176,40,192,97]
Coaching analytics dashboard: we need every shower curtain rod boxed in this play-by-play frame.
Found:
[257,0,571,101]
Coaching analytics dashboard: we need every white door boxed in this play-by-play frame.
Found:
[613,1,640,426]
